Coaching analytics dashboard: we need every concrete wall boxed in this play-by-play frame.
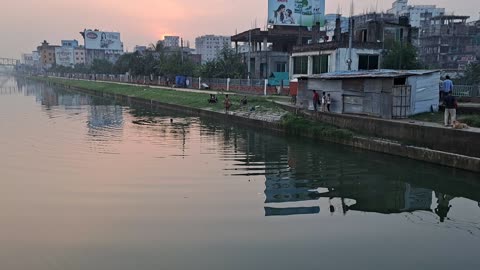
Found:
[304,111,480,158]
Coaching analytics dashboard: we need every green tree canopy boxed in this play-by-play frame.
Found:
[90,59,114,74]
[383,42,420,70]
[460,63,480,85]
[200,46,246,79]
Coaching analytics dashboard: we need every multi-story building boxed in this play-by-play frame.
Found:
[21,53,34,66]
[163,36,180,47]
[37,40,59,69]
[32,51,40,67]
[195,35,231,63]
[55,47,75,67]
[61,40,79,48]
[324,14,348,40]
[388,0,445,29]
[419,15,475,70]
[80,29,124,65]
[289,13,412,78]
[74,46,86,65]
[134,45,147,53]
[232,26,314,79]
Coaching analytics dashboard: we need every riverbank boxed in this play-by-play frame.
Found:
[28,76,480,173]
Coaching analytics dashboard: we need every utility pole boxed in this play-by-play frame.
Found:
[247,29,251,80]
[347,0,354,71]
[180,38,184,64]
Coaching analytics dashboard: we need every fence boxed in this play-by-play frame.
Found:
[452,85,480,97]
[46,72,290,96]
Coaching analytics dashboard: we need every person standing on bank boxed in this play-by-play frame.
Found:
[443,75,454,99]
[321,92,327,112]
[224,94,232,114]
[443,92,457,127]
[312,90,320,112]
[326,94,332,112]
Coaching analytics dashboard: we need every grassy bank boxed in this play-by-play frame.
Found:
[35,77,284,114]
[32,76,356,140]
[281,114,354,139]
[411,112,480,128]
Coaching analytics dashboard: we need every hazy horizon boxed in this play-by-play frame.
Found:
[1,0,479,58]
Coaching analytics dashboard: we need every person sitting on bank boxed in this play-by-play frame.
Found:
[208,94,218,104]
[443,92,457,127]
[241,96,248,106]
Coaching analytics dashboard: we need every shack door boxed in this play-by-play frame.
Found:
[392,85,411,119]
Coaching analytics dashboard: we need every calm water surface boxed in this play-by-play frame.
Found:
[1,76,479,270]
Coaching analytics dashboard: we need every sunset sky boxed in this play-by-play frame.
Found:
[1,0,479,58]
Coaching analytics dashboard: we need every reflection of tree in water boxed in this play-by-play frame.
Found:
[129,108,193,158]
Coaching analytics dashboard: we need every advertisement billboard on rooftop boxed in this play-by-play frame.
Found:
[55,47,74,67]
[84,30,123,51]
[268,0,325,27]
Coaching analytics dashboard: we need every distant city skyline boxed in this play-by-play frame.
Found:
[1,0,479,58]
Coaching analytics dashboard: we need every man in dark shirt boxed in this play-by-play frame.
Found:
[443,92,457,127]
[312,90,319,112]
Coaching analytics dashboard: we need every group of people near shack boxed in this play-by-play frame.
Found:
[312,90,332,112]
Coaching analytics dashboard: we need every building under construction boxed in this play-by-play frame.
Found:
[231,25,314,79]
[418,15,477,70]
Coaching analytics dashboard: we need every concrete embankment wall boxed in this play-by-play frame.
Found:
[43,79,480,173]
[278,104,480,159]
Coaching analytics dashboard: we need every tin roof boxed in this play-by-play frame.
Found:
[302,69,439,80]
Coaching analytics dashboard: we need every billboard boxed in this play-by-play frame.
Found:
[268,0,325,27]
[84,30,123,51]
[55,47,74,67]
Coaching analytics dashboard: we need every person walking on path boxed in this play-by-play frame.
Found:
[312,90,320,112]
[326,94,332,112]
[224,94,232,114]
[442,75,454,100]
[443,92,457,127]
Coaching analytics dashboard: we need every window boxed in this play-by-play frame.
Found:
[276,62,287,72]
[293,56,308,74]
[358,55,379,70]
[312,55,329,74]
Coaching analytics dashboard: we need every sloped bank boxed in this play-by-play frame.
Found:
[30,76,480,173]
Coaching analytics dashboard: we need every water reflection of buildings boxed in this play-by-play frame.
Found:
[214,126,479,223]
[87,105,123,130]
[14,78,92,108]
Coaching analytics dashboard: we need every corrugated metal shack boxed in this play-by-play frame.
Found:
[297,70,440,119]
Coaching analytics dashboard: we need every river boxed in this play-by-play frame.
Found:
[1,75,479,270]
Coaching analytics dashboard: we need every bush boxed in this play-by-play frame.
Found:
[281,114,354,140]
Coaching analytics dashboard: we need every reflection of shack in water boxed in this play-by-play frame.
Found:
[263,143,435,217]
[87,105,124,130]
[264,171,432,216]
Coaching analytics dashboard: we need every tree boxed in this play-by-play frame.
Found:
[91,59,114,74]
[460,63,480,85]
[383,42,420,70]
[200,46,246,78]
